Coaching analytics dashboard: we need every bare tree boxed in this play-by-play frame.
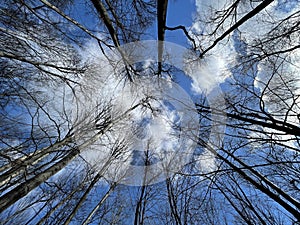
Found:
[1,0,300,224]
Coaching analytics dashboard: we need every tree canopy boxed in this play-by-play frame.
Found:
[0,0,300,224]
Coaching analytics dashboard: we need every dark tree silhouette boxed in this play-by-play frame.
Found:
[1,0,300,224]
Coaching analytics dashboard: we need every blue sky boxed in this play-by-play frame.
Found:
[1,0,295,223]
[138,0,196,45]
[165,0,196,45]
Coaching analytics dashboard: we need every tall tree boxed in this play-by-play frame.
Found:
[1,0,300,224]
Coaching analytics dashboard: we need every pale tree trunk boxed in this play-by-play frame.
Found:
[82,184,116,225]
[0,135,74,187]
[63,141,123,224]
[0,103,141,213]
[63,173,103,225]
[36,187,80,225]
[0,147,79,213]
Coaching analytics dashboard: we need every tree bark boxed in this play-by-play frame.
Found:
[0,147,79,213]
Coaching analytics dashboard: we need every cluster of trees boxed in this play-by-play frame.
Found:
[0,0,299,224]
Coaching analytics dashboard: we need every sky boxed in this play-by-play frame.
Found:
[16,0,273,185]
[58,0,226,186]
[164,0,196,45]
[2,0,300,224]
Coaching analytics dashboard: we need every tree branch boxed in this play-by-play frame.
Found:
[165,25,197,50]
[200,0,274,58]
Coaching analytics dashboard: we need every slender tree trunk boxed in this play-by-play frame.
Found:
[82,184,116,225]
[166,178,182,225]
[202,140,300,219]
[0,135,73,187]
[36,187,80,225]
[157,0,168,75]
[63,172,103,225]
[0,102,141,213]
[0,147,79,213]
[213,181,254,225]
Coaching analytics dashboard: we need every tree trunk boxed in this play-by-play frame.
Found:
[0,147,79,213]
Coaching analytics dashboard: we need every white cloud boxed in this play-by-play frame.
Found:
[186,52,232,94]
[254,49,300,126]
[192,0,300,151]
[195,148,217,173]
[70,41,200,184]
[189,0,237,93]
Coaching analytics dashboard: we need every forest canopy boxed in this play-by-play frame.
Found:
[0,0,300,224]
